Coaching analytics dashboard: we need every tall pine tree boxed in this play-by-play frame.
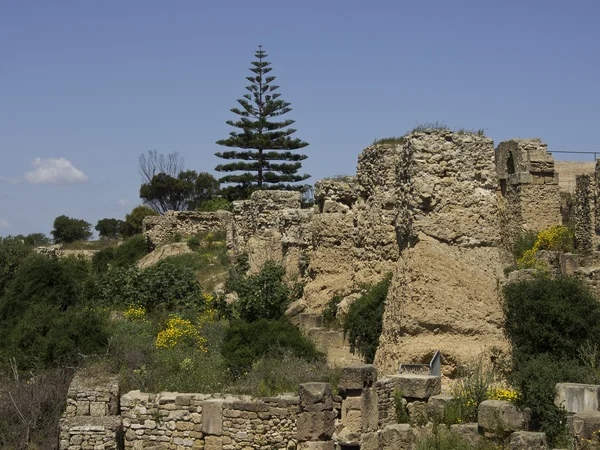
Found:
[215,45,309,199]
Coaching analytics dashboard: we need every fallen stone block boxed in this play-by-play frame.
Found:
[339,365,378,392]
[296,410,337,441]
[298,441,335,450]
[380,423,414,450]
[508,431,548,449]
[360,431,380,450]
[391,374,441,400]
[299,382,333,412]
[428,394,455,421]
[555,383,600,414]
[478,400,524,433]
[407,401,428,425]
[573,410,600,441]
[449,423,481,447]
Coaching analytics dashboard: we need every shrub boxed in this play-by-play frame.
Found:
[227,350,337,397]
[504,276,600,445]
[322,295,343,329]
[187,235,201,251]
[221,319,323,377]
[0,236,31,296]
[504,277,600,359]
[451,356,498,423]
[155,316,208,351]
[512,230,537,260]
[51,215,92,243]
[230,261,291,322]
[96,259,203,311]
[197,198,232,212]
[394,389,410,424]
[92,234,149,273]
[517,225,574,269]
[343,274,391,363]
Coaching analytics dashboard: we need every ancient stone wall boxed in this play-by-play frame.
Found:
[59,372,121,450]
[143,210,232,248]
[376,131,508,376]
[575,174,594,255]
[496,139,561,250]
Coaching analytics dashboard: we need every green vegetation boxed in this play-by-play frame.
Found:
[196,197,232,212]
[215,45,310,199]
[372,136,407,146]
[228,261,292,322]
[516,225,574,269]
[123,205,159,237]
[343,275,391,363]
[95,218,124,239]
[504,276,600,445]
[51,215,92,243]
[221,319,323,377]
[92,234,150,272]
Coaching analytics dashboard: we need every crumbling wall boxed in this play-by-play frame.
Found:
[143,210,232,248]
[575,174,594,255]
[59,372,121,450]
[376,131,508,376]
[496,138,561,250]
[121,384,337,449]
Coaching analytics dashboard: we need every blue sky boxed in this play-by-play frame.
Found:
[1,0,599,237]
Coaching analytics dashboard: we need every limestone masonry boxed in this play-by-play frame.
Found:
[141,129,597,377]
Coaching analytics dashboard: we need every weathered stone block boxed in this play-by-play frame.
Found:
[298,441,335,450]
[407,401,428,425]
[299,382,332,412]
[449,423,481,447]
[90,401,106,417]
[427,394,455,421]
[478,400,524,432]
[202,400,224,436]
[296,411,337,441]
[380,423,414,450]
[204,435,223,450]
[573,411,600,440]
[392,375,441,400]
[339,365,378,392]
[555,383,600,414]
[508,431,547,449]
[360,431,380,450]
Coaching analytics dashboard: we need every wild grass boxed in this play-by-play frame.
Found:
[61,239,119,250]
[372,136,407,146]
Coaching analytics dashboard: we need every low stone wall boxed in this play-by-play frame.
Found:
[59,372,121,450]
[143,210,232,248]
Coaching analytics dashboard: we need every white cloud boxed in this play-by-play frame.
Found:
[24,157,88,185]
[117,199,130,208]
[0,219,9,229]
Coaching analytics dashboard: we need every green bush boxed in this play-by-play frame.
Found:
[512,230,537,260]
[343,274,391,363]
[504,277,600,359]
[510,355,583,446]
[221,319,323,377]
[227,350,337,397]
[229,261,291,322]
[0,255,106,370]
[0,236,31,296]
[322,295,343,329]
[92,234,150,272]
[187,235,201,251]
[96,259,203,311]
[504,276,600,446]
[197,198,232,212]
[122,205,159,237]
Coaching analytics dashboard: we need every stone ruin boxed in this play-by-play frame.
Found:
[59,364,553,450]
[142,129,600,376]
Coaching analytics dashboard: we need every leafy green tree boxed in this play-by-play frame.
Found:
[51,215,92,243]
[215,45,310,198]
[122,206,159,237]
[22,233,50,247]
[95,218,124,239]
[0,236,31,296]
[140,171,221,213]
